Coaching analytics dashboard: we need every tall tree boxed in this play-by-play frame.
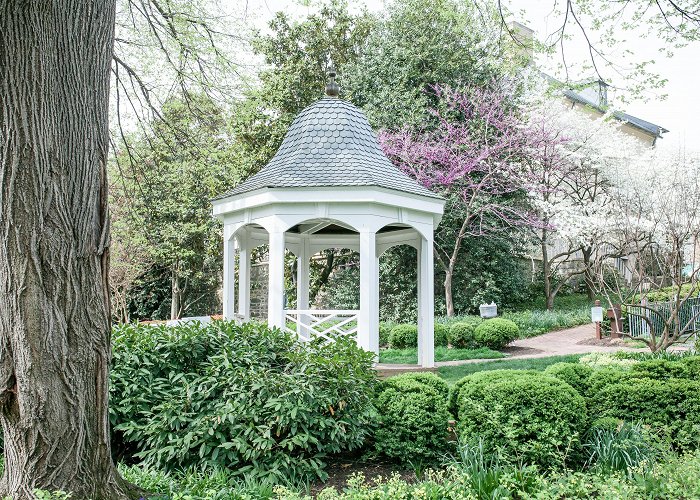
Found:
[525,97,640,309]
[0,1,138,497]
[380,85,541,316]
[112,94,241,320]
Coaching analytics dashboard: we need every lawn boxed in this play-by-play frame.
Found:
[437,353,584,384]
[379,346,505,364]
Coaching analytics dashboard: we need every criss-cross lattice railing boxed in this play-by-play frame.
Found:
[284,309,358,342]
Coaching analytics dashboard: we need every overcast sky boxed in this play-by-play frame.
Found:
[240,0,699,152]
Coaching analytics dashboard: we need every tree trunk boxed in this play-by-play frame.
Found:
[0,2,138,497]
[444,268,454,317]
[171,267,182,320]
[541,237,554,311]
[581,246,596,301]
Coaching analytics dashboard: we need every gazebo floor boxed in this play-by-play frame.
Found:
[374,363,438,379]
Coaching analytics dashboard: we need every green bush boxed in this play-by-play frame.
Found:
[110,321,378,482]
[388,372,449,400]
[544,362,593,395]
[374,374,453,462]
[456,371,588,468]
[448,318,481,348]
[448,369,540,417]
[434,323,449,347]
[379,322,394,347]
[630,359,690,380]
[389,324,418,348]
[682,356,700,379]
[589,378,700,450]
[473,318,519,350]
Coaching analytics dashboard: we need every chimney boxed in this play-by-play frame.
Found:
[508,21,534,64]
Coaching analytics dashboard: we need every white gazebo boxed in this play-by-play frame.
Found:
[212,72,444,367]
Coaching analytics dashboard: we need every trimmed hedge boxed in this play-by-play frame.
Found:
[389,324,417,348]
[390,372,450,400]
[630,359,690,380]
[110,321,378,481]
[448,319,481,349]
[544,362,594,395]
[374,373,453,462]
[473,318,519,350]
[589,378,700,450]
[447,369,540,417]
[456,371,587,467]
[434,323,449,347]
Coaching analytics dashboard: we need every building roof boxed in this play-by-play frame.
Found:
[215,97,442,200]
[563,88,669,138]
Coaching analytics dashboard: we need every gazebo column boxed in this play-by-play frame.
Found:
[268,230,286,329]
[417,234,435,368]
[359,229,379,356]
[223,234,236,320]
[296,235,311,336]
[237,228,251,321]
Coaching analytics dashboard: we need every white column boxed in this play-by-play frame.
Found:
[223,234,236,320]
[238,229,251,321]
[417,235,435,368]
[359,230,379,356]
[296,236,311,337]
[267,230,286,329]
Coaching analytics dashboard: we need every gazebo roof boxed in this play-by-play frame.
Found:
[215,96,441,200]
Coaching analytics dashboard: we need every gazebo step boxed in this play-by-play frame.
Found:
[374,363,438,379]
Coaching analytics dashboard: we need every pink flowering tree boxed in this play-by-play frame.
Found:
[380,85,551,316]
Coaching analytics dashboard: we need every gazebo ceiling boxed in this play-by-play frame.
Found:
[214,95,441,202]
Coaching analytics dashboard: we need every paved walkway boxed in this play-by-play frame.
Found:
[435,323,635,367]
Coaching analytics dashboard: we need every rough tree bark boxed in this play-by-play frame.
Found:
[0,1,138,497]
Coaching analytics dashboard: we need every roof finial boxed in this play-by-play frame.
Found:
[325,65,339,97]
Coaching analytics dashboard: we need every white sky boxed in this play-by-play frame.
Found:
[238,0,699,151]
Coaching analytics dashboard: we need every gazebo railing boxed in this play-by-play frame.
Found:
[284,309,359,342]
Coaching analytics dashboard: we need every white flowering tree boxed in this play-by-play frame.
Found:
[593,149,700,351]
[525,97,640,309]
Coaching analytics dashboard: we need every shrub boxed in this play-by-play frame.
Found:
[456,371,587,468]
[389,324,418,348]
[387,372,449,400]
[544,362,594,395]
[579,353,639,370]
[589,378,700,450]
[448,319,481,349]
[682,356,700,379]
[434,323,449,347]
[379,323,394,347]
[110,321,378,482]
[586,368,637,399]
[447,369,540,417]
[630,359,690,380]
[473,318,519,350]
[374,374,453,462]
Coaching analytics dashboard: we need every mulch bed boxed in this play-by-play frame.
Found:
[309,456,415,496]
[500,345,544,356]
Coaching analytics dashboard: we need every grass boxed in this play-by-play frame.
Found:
[437,354,584,384]
[379,346,505,364]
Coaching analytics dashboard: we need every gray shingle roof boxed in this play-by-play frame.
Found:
[563,89,669,137]
[215,97,442,200]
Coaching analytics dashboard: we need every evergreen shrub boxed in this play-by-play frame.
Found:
[110,321,377,481]
[473,318,519,350]
[374,373,453,462]
[544,362,594,395]
[456,371,587,468]
[389,324,418,348]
